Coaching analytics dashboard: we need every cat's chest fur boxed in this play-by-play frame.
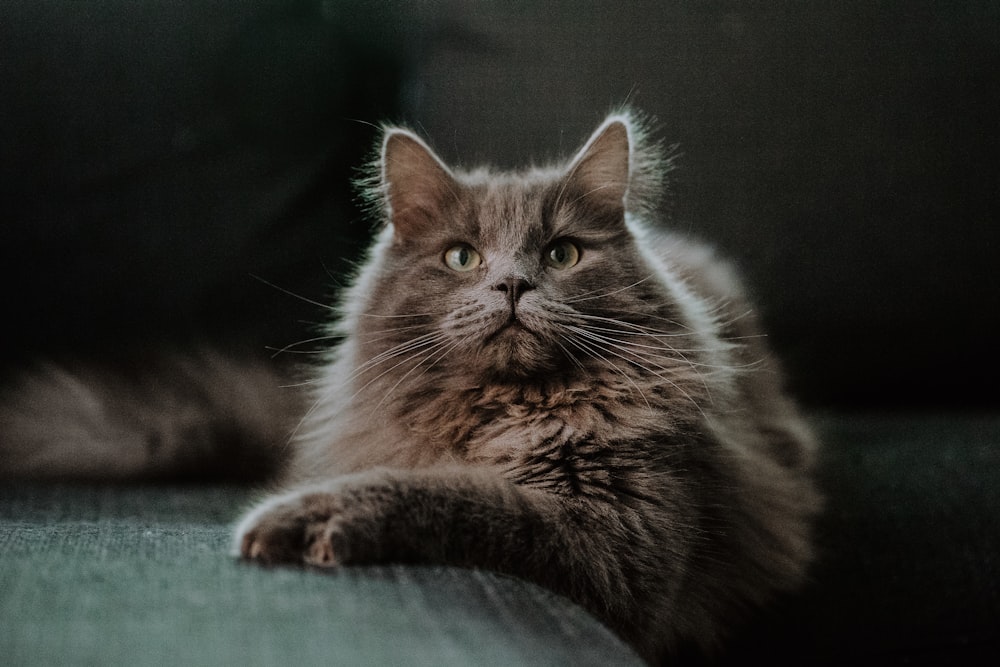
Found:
[391,375,674,496]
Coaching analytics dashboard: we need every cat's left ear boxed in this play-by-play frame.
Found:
[562,116,632,217]
[380,129,458,239]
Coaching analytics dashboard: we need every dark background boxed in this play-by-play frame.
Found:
[2,0,998,410]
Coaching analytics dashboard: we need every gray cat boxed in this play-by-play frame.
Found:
[234,112,821,661]
[0,111,820,662]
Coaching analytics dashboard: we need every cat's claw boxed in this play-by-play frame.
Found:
[244,535,263,561]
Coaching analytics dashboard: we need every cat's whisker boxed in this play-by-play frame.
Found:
[360,324,438,345]
[573,326,680,351]
[277,378,325,388]
[349,337,451,402]
[250,274,336,312]
[354,331,443,364]
[592,309,694,332]
[362,322,433,335]
[554,339,588,375]
[566,326,709,414]
[572,318,749,361]
[580,325,719,400]
[608,346,706,415]
[561,285,617,303]
[413,339,463,382]
[569,326,681,374]
[367,339,458,413]
[562,333,653,411]
[267,334,346,358]
[571,325,751,370]
[573,313,697,338]
[564,275,656,303]
[361,311,445,319]
[574,322,693,342]
[285,332,449,443]
[348,332,448,382]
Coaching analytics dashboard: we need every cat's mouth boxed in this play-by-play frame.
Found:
[477,317,561,377]
[485,318,531,343]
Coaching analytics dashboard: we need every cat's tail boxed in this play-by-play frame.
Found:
[0,349,304,482]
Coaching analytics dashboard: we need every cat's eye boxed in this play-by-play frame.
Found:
[444,244,482,272]
[545,239,581,270]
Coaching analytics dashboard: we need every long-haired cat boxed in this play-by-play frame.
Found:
[233,111,821,661]
[0,110,819,662]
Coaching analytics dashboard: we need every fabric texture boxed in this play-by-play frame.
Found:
[3,415,998,665]
[0,485,642,666]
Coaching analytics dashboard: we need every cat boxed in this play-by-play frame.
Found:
[230,110,822,663]
[0,109,819,662]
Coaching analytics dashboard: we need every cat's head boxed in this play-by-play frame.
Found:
[354,111,676,383]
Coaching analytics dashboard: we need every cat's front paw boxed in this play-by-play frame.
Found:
[235,488,353,568]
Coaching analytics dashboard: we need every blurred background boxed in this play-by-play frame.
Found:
[2,0,998,410]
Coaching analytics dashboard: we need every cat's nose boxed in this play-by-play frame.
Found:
[494,276,534,304]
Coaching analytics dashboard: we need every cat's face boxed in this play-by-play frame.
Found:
[357,117,673,383]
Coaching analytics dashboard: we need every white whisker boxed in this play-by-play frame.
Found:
[361,311,445,319]
[554,338,588,374]
[565,325,709,415]
[349,336,450,401]
[267,334,345,358]
[562,333,652,410]
[573,313,695,338]
[572,325,750,369]
[368,339,458,413]
[565,275,655,303]
[348,332,447,382]
[251,274,335,312]
[283,331,447,446]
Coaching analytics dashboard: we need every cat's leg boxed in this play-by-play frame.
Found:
[233,466,672,650]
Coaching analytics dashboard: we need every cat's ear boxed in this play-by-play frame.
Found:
[380,129,458,239]
[563,116,632,216]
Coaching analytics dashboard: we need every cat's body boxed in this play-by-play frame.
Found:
[1,111,820,662]
[235,114,820,660]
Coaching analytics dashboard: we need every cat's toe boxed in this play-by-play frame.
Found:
[302,520,348,567]
[239,519,304,566]
[238,510,315,566]
[239,534,270,564]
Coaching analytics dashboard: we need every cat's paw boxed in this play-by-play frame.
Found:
[234,488,354,568]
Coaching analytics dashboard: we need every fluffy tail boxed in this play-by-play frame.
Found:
[0,349,303,482]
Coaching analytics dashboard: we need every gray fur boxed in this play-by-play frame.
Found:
[0,350,299,481]
[234,111,821,661]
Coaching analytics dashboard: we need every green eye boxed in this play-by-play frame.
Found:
[545,239,581,269]
[444,244,482,272]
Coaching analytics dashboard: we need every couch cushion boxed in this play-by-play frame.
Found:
[0,483,643,666]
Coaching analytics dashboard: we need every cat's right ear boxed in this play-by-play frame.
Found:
[380,129,458,239]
